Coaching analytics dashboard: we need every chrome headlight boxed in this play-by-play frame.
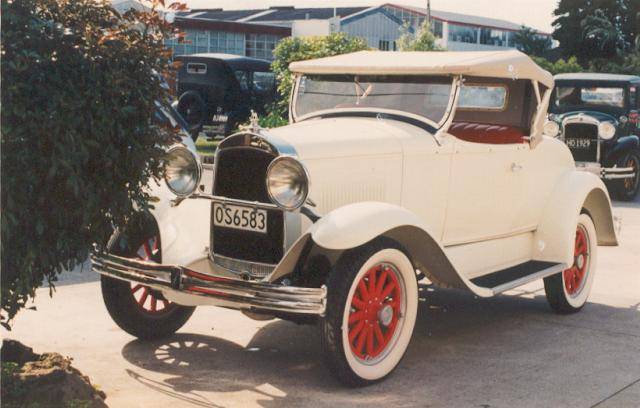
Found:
[164,146,201,196]
[266,156,309,210]
[598,122,616,140]
[543,120,560,137]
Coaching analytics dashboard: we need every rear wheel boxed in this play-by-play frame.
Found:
[544,213,597,314]
[101,235,195,340]
[614,150,640,201]
[321,240,418,386]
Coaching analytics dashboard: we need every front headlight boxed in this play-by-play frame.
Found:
[164,146,201,197]
[543,120,560,137]
[266,156,309,210]
[598,122,616,140]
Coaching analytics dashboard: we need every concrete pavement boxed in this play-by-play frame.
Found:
[3,196,639,408]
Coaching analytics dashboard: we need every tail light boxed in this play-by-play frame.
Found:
[630,110,639,125]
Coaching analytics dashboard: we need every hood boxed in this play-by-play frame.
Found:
[266,117,404,160]
[551,110,617,124]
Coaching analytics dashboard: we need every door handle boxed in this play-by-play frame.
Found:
[511,163,523,172]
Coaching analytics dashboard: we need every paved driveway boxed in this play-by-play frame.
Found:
[3,196,639,408]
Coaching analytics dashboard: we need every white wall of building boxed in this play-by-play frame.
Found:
[341,10,404,50]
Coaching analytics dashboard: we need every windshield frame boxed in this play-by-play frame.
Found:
[290,73,459,131]
[550,81,629,114]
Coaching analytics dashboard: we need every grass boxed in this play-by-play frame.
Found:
[195,137,220,157]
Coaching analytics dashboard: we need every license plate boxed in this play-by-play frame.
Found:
[566,138,591,149]
[213,203,267,233]
[211,114,228,123]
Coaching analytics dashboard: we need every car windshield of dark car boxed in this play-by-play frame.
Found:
[294,74,453,125]
[553,86,625,110]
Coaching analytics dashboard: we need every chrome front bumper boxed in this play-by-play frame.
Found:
[91,252,326,315]
[576,162,635,180]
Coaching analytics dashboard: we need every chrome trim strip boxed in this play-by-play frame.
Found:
[92,252,326,315]
[491,263,567,295]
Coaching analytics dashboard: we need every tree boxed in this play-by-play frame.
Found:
[397,20,443,52]
[532,56,585,75]
[270,33,369,118]
[553,0,638,63]
[513,26,552,57]
[582,9,627,57]
[1,0,183,323]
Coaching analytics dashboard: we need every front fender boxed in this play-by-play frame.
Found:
[605,135,640,165]
[534,170,618,266]
[269,202,493,297]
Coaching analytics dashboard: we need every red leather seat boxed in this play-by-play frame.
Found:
[449,122,526,145]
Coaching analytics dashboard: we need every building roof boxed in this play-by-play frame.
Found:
[177,7,367,23]
[251,7,368,22]
[173,16,291,36]
[175,4,550,36]
[554,73,640,83]
[387,3,550,35]
[289,50,554,88]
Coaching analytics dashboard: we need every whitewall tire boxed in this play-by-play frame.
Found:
[321,240,418,386]
[544,213,597,314]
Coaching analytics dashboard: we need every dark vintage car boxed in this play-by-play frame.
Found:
[175,53,277,139]
[546,73,640,200]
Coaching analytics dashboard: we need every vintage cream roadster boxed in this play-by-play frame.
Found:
[94,50,619,386]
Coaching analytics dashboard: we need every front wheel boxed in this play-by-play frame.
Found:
[613,150,640,201]
[101,235,195,340]
[544,213,597,314]
[321,240,418,386]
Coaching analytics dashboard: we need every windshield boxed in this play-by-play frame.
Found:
[552,85,626,111]
[294,74,453,125]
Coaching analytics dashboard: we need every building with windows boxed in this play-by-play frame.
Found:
[165,3,551,60]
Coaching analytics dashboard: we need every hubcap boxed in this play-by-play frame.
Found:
[131,236,173,315]
[348,263,403,361]
[563,225,590,296]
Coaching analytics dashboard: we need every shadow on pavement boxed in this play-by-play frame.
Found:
[121,284,640,407]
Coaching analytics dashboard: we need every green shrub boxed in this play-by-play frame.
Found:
[0,0,182,323]
[397,20,443,52]
[271,33,370,118]
[532,56,585,75]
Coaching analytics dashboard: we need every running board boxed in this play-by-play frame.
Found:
[470,261,567,295]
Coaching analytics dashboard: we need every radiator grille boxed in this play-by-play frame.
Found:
[564,123,598,162]
[211,147,284,268]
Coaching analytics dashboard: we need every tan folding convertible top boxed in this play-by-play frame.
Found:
[289,50,554,89]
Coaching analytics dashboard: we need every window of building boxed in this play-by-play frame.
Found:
[448,24,478,44]
[480,28,508,47]
[246,34,281,60]
[432,20,443,38]
[210,31,244,55]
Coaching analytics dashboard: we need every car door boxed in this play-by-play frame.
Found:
[443,136,530,246]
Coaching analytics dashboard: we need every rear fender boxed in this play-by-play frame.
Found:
[534,170,618,266]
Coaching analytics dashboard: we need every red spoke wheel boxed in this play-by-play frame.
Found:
[348,263,403,361]
[563,225,589,296]
[101,225,195,340]
[321,241,418,386]
[130,236,176,316]
[544,213,597,314]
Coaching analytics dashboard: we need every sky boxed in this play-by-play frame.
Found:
[183,0,560,33]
